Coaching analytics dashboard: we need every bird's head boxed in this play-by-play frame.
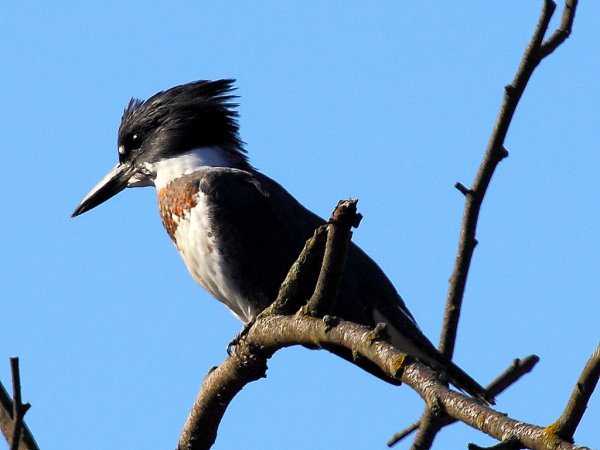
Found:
[72,79,250,217]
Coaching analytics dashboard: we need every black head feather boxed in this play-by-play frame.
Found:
[117,79,249,169]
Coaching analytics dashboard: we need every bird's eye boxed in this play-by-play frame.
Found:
[129,133,143,149]
[125,133,143,151]
[118,132,144,162]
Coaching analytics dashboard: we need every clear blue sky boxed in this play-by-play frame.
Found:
[1,2,598,449]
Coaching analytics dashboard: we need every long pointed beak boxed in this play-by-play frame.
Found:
[71,162,134,217]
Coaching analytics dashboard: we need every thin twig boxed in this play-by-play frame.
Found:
[306,199,361,316]
[440,0,557,360]
[415,4,558,448]
[269,224,328,316]
[10,358,24,450]
[5,358,33,450]
[549,343,600,442]
[386,420,419,447]
[486,355,540,397]
[0,378,39,450]
[409,2,578,448]
[411,409,443,450]
[539,0,578,58]
[226,224,328,354]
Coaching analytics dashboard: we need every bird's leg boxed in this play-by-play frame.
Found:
[227,319,256,355]
[226,300,286,355]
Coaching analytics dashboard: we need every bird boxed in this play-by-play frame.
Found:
[72,79,493,404]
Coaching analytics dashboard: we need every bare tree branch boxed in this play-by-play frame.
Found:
[177,2,590,449]
[0,358,39,450]
[387,420,420,447]
[388,355,540,447]
[305,199,362,316]
[441,0,561,361]
[549,343,600,443]
[468,437,521,450]
[269,224,328,316]
[409,2,579,448]
[412,409,443,450]
[539,0,578,58]
[485,356,540,398]
[10,358,27,450]
[180,199,361,449]
[178,344,270,450]
[227,199,360,353]
[178,315,592,450]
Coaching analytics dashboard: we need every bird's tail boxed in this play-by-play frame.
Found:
[421,352,495,405]
[379,316,494,404]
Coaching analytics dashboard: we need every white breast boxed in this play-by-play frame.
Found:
[170,193,254,322]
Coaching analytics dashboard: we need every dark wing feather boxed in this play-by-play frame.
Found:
[198,168,492,402]
[198,168,323,315]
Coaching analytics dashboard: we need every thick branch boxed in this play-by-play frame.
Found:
[179,315,591,450]
[388,355,540,447]
[178,346,270,450]
[469,438,521,450]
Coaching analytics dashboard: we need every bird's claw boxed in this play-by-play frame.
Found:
[367,322,388,343]
[227,319,256,355]
[322,315,339,332]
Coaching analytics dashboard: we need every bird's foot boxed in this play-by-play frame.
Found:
[227,319,256,355]
[367,322,389,343]
[322,315,340,332]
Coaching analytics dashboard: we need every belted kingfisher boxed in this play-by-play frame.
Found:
[72,79,492,403]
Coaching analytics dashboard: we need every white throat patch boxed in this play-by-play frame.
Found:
[150,147,231,190]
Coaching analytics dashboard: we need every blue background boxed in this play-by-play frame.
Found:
[1,2,598,449]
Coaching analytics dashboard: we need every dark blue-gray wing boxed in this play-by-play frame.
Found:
[198,168,323,315]
[197,167,415,326]
[197,168,492,402]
